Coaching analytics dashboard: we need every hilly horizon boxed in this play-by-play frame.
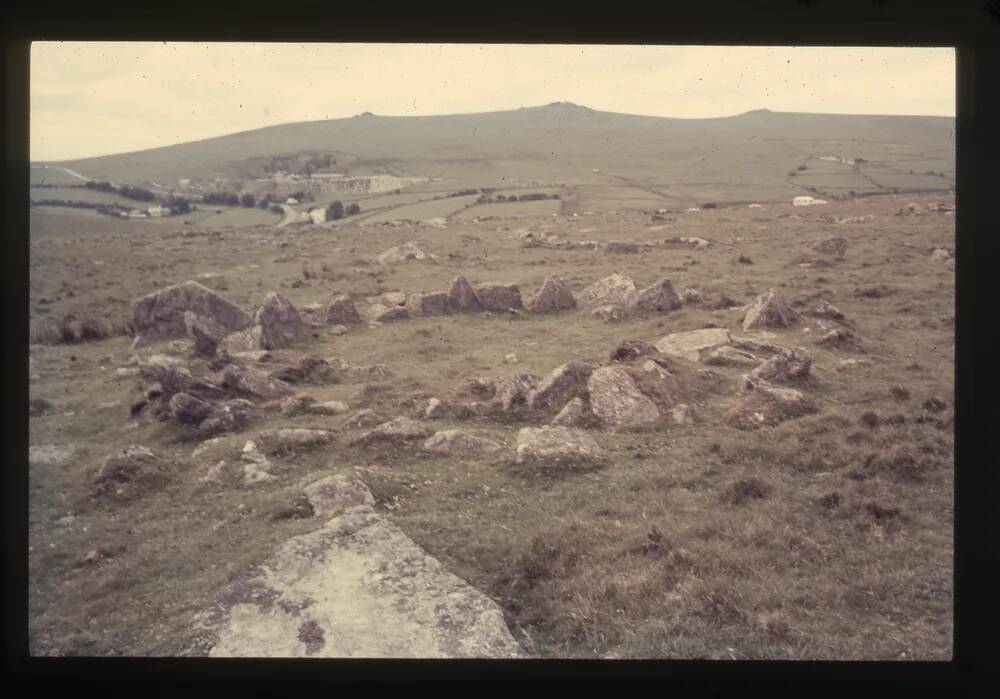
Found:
[34,102,955,209]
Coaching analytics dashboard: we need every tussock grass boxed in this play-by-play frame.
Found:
[28,192,953,659]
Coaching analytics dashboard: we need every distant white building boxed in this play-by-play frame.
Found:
[127,209,148,218]
[148,205,166,217]
[793,196,828,207]
[748,203,764,209]
[308,207,326,224]
[286,197,299,205]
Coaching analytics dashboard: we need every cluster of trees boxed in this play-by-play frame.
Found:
[34,195,192,217]
[32,198,114,211]
[203,191,242,206]
[474,192,561,205]
[324,201,361,220]
[203,191,270,207]
[84,180,155,202]
[33,199,142,219]
[433,187,494,202]
[165,195,191,214]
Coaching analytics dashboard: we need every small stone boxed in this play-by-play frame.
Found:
[514,426,604,466]
[326,295,362,325]
[670,404,694,425]
[306,401,350,416]
[741,289,799,331]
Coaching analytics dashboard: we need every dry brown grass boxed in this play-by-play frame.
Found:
[28,192,953,659]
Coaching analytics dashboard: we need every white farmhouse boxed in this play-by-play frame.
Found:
[793,196,828,207]
[148,205,166,217]
[286,197,299,205]
[308,207,326,224]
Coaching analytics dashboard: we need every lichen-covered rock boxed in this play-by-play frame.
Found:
[703,346,760,367]
[631,278,682,313]
[741,289,800,331]
[305,401,350,416]
[654,328,732,362]
[254,292,306,350]
[448,277,482,312]
[422,430,504,455]
[344,408,383,429]
[217,325,267,356]
[302,472,375,517]
[255,428,336,456]
[580,273,638,307]
[352,417,432,446]
[406,292,455,316]
[514,426,604,465]
[219,364,294,399]
[377,291,408,307]
[139,357,227,402]
[527,275,576,314]
[550,397,597,428]
[527,361,593,412]
[198,399,255,436]
[816,328,859,349]
[267,353,339,385]
[376,241,435,265]
[591,304,630,323]
[279,395,316,417]
[374,306,410,323]
[424,398,447,419]
[194,503,522,658]
[169,392,215,424]
[726,379,818,430]
[132,280,250,341]
[469,374,539,412]
[587,366,661,431]
[670,403,695,425]
[474,283,523,312]
[809,301,846,321]
[749,348,812,384]
[680,287,703,305]
[184,311,228,357]
[326,295,362,325]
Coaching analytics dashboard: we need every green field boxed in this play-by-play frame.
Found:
[360,194,482,224]
[30,186,139,207]
[37,105,953,213]
[189,206,282,227]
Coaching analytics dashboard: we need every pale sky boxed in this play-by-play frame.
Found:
[30,42,955,161]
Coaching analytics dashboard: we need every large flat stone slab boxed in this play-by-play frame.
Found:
[194,478,522,658]
[654,328,732,362]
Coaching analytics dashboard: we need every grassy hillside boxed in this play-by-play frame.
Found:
[38,104,954,209]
